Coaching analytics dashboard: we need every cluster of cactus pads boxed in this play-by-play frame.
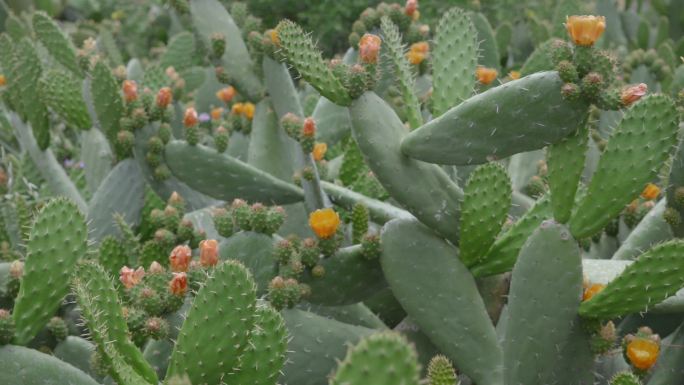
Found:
[1,0,684,384]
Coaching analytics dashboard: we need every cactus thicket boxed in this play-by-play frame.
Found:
[0,0,683,384]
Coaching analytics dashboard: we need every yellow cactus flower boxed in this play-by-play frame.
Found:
[476,66,498,85]
[565,15,606,46]
[582,283,605,301]
[231,102,244,116]
[0,74,6,87]
[269,29,280,46]
[508,71,521,80]
[313,142,328,161]
[242,102,255,120]
[626,338,659,370]
[309,208,340,239]
[641,183,660,200]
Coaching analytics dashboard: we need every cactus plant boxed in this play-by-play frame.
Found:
[0,1,683,384]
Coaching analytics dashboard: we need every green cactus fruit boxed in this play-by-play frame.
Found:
[471,195,552,277]
[12,198,87,345]
[569,95,679,239]
[46,316,68,342]
[349,91,462,245]
[580,240,684,318]
[39,71,93,129]
[167,261,257,384]
[381,218,503,385]
[299,244,385,306]
[230,306,287,385]
[0,309,14,345]
[32,12,82,77]
[164,140,304,204]
[427,355,459,385]
[379,16,422,129]
[12,38,51,150]
[547,120,588,223]
[504,220,583,385]
[276,20,351,106]
[72,261,158,384]
[610,371,642,385]
[330,332,420,385]
[351,203,369,244]
[401,71,589,165]
[0,345,100,385]
[460,162,511,267]
[431,7,477,116]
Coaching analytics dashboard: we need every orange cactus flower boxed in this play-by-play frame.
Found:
[211,107,224,121]
[242,102,255,120]
[565,15,606,46]
[476,66,498,85]
[309,208,340,239]
[641,183,660,201]
[621,83,647,107]
[582,283,605,301]
[122,80,138,102]
[405,0,418,17]
[0,74,6,86]
[269,29,280,46]
[216,86,236,103]
[231,102,244,116]
[119,266,145,289]
[626,338,660,370]
[312,142,328,161]
[169,272,188,296]
[199,239,219,267]
[156,87,173,108]
[359,34,382,65]
[407,51,426,65]
[183,107,198,127]
[169,245,192,272]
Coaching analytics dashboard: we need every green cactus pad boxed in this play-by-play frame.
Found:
[647,320,684,384]
[381,218,503,385]
[276,19,351,106]
[300,244,387,306]
[580,240,684,318]
[87,159,146,242]
[247,98,296,181]
[666,133,684,237]
[613,199,672,261]
[229,306,287,385]
[12,198,87,345]
[0,345,100,385]
[90,60,124,143]
[312,95,352,145]
[349,91,462,245]
[380,16,422,129]
[471,195,552,277]
[321,181,413,224]
[401,71,589,165]
[12,38,51,150]
[167,260,257,384]
[219,231,276,295]
[165,140,304,204]
[330,332,420,385]
[431,7,478,117]
[39,69,92,129]
[160,32,196,72]
[471,12,500,70]
[460,162,511,267]
[32,12,81,77]
[504,221,583,385]
[190,0,263,100]
[547,121,588,223]
[280,308,373,385]
[53,336,99,380]
[569,95,679,239]
[81,127,114,195]
[519,39,557,76]
[300,303,387,330]
[72,261,158,384]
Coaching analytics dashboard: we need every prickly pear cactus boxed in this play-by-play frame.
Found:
[0,1,682,384]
